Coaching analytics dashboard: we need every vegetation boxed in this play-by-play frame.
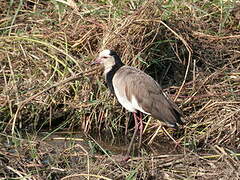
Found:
[0,0,239,179]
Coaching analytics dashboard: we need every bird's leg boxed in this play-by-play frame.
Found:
[138,112,143,148]
[126,112,139,156]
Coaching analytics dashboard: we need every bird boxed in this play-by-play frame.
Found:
[93,49,184,155]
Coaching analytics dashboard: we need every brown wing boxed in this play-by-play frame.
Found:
[113,66,184,127]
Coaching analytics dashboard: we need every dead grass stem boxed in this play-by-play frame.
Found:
[0,0,239,179]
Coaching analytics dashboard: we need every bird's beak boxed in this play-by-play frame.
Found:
[91,57,102,65]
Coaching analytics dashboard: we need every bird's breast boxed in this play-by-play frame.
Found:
[114,87,136,112]
[113,84,150,114]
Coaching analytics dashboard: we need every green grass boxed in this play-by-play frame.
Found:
[0,0,240,179]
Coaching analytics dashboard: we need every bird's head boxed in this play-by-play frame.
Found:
[93,49,123,68]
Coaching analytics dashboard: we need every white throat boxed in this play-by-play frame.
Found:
[103,65,113,78]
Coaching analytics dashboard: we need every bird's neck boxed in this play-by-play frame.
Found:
[105,63,124,94]
[103,64,114,76]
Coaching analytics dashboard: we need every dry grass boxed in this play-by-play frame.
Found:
[0,0,240,179]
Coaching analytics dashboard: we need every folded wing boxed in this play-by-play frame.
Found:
[113,66,184,127]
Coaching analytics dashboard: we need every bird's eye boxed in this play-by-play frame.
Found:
[102,56,108,59]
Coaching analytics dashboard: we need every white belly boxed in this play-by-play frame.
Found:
[114,87,150,114]
[114,87,136,112]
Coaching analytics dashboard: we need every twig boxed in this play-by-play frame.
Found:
[159,20,193,101]
[61,173,112,180]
